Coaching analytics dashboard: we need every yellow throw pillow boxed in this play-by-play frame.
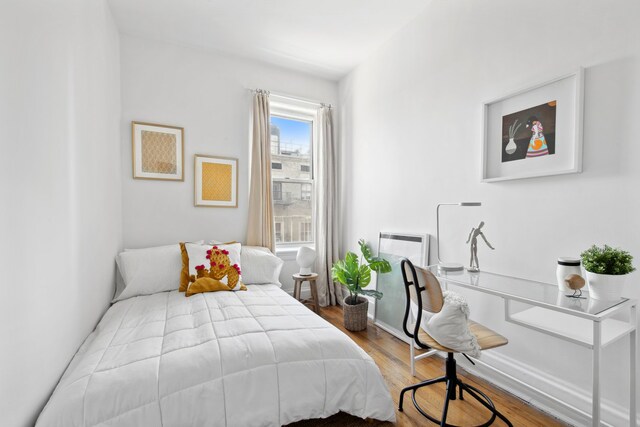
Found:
[180,241,241,292]
[179,242,190,292]
[186,277,247,297]
[181,242,246,296]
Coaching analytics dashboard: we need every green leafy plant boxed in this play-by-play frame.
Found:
[581,244,635,275]
[332,239,392,305]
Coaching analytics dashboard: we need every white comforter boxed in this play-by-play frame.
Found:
[37,285,395,426]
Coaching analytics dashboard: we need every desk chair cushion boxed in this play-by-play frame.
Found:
[412,291,482,357]
[412,319,508,354]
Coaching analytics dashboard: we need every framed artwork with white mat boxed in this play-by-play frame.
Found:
[482,68,584,182]
[131,121,184,181]
[194,154,238,208]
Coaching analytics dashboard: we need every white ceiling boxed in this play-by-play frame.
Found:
[108,0,429,80]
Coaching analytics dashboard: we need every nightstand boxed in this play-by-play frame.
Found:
[292,273,320,314]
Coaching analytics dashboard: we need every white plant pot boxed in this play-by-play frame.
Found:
[585,271,627,300]
[505,137,517,155]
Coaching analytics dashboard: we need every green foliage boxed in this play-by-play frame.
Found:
[359,239,392,274]
[332,239,391,304]
[581,244,635,275]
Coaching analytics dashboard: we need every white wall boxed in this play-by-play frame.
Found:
[339,0,640,425]
[0,1,122,426]
[119,35,338,292]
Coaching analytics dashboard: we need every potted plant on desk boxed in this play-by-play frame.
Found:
[332,239,392,331]
[581,244,635,300]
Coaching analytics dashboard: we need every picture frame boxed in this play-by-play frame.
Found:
[482,68,584,182]
[132,121,184,181]
[373,232,429,343]
[194,154,238,208]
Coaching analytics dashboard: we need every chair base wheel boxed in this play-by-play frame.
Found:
[408,380,499,427]
[398,354,513,427]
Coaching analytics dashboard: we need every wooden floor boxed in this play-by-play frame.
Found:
[317,305,566,427]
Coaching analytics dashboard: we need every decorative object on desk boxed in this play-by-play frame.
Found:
[332,239,392,331]
[564,274,586,299]
[581,244,635,300]
[373,232,429,342]
[296,246,316,276]
[482,68,584,182]
[556,257,582,292]
[437,202,482,271]
[465,221,494,272]
[132,121,184,181]
[194,154,238,207]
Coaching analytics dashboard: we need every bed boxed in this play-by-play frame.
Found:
[36,284,396,426]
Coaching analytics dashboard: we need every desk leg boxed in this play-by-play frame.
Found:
[593,321,601,427]
[631,305,637,427]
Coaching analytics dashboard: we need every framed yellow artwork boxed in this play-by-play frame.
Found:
[194,154,238,208]
[132,121,184,181]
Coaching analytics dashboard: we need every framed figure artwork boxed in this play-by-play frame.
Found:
[194,154,238,208]
[132,122,184,181]
[482,68,584,182]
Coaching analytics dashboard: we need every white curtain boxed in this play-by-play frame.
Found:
[315,105,341,306]
[247,90,275,253]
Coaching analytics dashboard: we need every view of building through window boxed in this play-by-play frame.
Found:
[270,115,313,245]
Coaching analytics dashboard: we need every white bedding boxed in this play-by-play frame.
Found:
[37,285,395,426]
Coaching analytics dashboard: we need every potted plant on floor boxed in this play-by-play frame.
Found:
[581,244,635,300]
[332,239,392,331]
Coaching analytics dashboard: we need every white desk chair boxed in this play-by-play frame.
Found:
[399,258,512,427]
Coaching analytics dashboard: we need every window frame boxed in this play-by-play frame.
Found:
[269,99,317,251]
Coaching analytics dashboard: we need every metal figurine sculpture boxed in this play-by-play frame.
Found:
[466,221,494,272]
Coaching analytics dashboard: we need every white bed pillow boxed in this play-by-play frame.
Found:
[114,244,182,302]
[241,246,284,285]
[185,242,242,285]
[411,291,480,357]
[114,266,126,300]
[114,241,204,299]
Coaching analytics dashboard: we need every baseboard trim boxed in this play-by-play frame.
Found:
[456,350,637,427]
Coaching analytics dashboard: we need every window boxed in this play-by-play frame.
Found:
[299,222,312,242]
[270,125,280,155]
[273,182,282,201]
[270,103,316,247]
[274,221,283,243]
[301,183,311,201]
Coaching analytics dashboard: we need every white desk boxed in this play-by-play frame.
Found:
[430,267,637,427]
